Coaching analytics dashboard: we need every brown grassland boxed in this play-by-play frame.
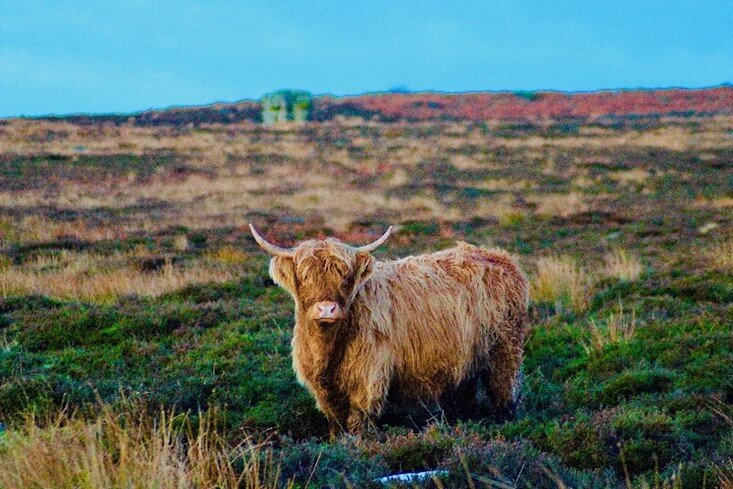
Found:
[0,113,731,487]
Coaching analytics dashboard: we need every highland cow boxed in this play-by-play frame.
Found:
[250,224,528,435]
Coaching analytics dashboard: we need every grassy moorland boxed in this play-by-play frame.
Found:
[0,110,731,487]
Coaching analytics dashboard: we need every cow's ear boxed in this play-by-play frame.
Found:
[354,252,374,284]
[269,256,297,294]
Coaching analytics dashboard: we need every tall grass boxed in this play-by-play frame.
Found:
[706,234,733,272]
[603,248,643,281]
[0,216,125,246]
[0,252,234,303]
[581,303,637,353]
[530,255,592,314]
[0,406,287,489]
[709,401,733,489]
[720,467,733,489]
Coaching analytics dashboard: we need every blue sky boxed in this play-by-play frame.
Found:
[1,1,731,117]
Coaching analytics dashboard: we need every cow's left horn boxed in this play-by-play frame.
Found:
[355,226,394,253]
[249,223,295,257]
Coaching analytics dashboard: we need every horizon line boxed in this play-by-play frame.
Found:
[5,83,731,120]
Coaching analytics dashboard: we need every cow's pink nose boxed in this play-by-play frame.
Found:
[312,301,342,321]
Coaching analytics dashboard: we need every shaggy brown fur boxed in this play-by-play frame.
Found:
[259,236,528,435]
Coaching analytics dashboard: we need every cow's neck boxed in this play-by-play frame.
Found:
[296,314,357,369]
[294,314,356,421]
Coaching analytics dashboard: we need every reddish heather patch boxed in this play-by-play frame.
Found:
[314,87,733,122]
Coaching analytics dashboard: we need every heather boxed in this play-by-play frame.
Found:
[0,109,731,487]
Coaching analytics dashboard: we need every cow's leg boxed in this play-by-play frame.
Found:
[482,331,524,421]
[345,363,392,434]
[318,382,383,436]
[327,417,341,440]
[311,383,351,437]
[346,409,368,433]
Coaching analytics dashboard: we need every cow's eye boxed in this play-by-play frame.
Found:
[341,276,354,293]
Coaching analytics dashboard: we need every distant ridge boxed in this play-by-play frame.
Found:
[27,87,733,126]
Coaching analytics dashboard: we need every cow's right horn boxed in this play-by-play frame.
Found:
[355,226,394,253]
[249,223,295,257]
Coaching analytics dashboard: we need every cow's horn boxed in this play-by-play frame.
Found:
[249,223,295,257]
[355,226,394,253]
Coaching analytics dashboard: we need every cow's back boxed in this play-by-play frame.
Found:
[356,241,528,401]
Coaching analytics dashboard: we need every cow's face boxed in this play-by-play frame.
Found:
[271,241,373,323]
[249,225,392,325]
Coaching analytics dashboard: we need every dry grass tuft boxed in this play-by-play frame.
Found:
[603,248,643,281]
[705,234,733,272]
[208,246,249,265]
[530,255,592,313]
[0,252,234,302]
[173,235,190,252]
[0,406,285,489]
[582,303,637,353]
[530,192,589,218]
[609,168,650,185]
[720,465,733,489]
[0,216,126,246]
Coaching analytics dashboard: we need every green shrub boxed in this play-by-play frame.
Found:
[595,367,676,404]
[543,417,611,469]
